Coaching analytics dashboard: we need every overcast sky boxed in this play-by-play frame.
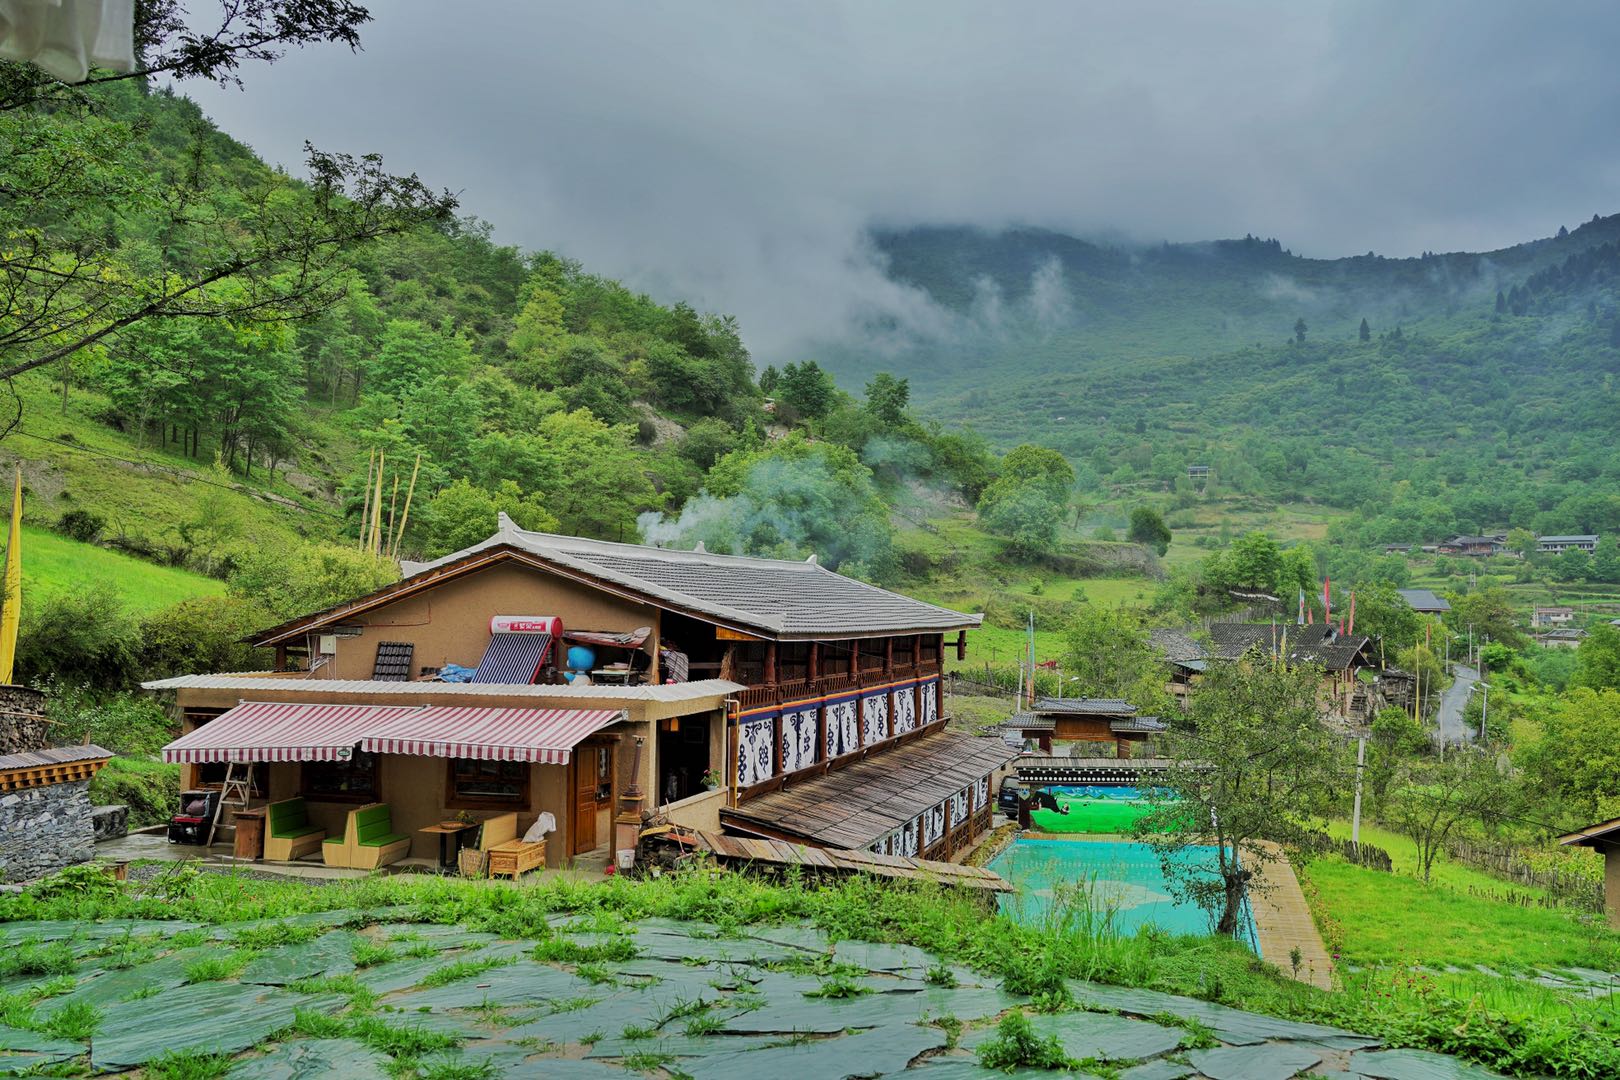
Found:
[183,1,1620,358]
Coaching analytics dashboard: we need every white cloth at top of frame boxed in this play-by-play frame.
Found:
[972,775,989,810]
[861,691,888,745]
[923,802,946,846]
[736,717,773,787]
[950,787,970,824]
[824,698,857,757]
[0,0,135,82]
[898,819,919,857]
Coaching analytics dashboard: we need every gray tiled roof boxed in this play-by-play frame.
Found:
[1110,716,1168,734]
[1003,714,1056,731]
[0,744,114,771]
[1397,589,1451,612]
[1028,697,1136,715]
[408,517,979,639]
[1148,628,1207,663]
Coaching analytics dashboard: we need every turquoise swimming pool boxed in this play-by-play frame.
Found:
[988,838,1259,951]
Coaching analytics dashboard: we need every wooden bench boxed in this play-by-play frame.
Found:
[263,797,324,862]
[322,802,410,869]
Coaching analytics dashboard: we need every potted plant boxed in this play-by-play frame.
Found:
[700,768,723,791]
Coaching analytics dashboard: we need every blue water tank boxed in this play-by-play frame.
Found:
[566,645,596,671]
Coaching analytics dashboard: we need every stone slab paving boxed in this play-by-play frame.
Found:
[0,915,1514,1078]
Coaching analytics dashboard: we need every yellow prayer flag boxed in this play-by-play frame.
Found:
[0,468,21,685]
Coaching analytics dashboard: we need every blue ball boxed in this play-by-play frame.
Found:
[566,645,596,671]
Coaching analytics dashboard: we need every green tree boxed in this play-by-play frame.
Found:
[1358,318,1371,342]
[1520,688,1620,822]
[1294,317,1308,344]
[863,372,910,430]
[1552,548,1593,583]
[227,542,400,621]
[1135,659,1337,936]
[1572,624,1620,691]
[1127,506,1172,556]
[1062,607,1172,712]
[1384,749,1507,881]
[367,319,473,400]
[677,418,740,471]
[1593,536,1620,583]
[1506,528,1537,558]
[976,445,1074,556]
[141,596,275,679]
[421,479,560,558]
[1445,588,1527,650]
[1348,581,1421,646]
[773,360,838,422]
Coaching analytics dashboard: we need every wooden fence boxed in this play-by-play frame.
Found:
[1294,829,1394,872]
[1445,838,1604,912]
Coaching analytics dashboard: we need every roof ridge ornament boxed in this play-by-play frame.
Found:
[496,510,517,534]
[693,541,706,553]
[805,552,818,564]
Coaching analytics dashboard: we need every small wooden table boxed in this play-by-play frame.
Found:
[232,808,266,861]
[418,821,475,870]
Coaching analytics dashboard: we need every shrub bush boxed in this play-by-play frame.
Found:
[18,584,142,689]
[140,595,274,678]
[42,685,175,756]
[88,756,180,827]
[56,509,106,543]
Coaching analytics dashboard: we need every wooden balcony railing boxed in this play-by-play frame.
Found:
[731,662,941,712]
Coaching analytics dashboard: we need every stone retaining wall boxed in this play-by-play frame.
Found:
[0,780,96,883]
[0,684,49,755]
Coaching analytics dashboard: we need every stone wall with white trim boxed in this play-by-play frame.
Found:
[0,780,96,883]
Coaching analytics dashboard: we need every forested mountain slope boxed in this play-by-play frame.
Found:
[816,220,1620,541]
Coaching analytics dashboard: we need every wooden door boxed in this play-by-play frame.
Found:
[572,750,598,854]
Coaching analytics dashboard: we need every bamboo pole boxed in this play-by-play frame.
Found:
[358,449,376,551]
[384,473,400,558]
[370,452,385,554]
[389,454,422,560]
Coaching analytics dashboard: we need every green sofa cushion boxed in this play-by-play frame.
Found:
[354,805,392,829]
[323,836,345,847]
[273,824,322,840]
[357,833,407,847]
[268,799,308,832]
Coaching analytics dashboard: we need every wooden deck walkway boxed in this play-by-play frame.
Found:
[692,831,1012,893]
[1249,840,1334,990]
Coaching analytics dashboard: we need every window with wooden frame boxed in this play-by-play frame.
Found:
[860,638,887,673]
[446,758,531,810]
[893,636,915,667]
[300,751,380,802]
[920,635,941,663]
[820,643,852,677]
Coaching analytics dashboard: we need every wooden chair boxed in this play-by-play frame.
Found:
[321,802,375,868]
[480,811,548,879]
[349,803,411,869]
[262,797,324,862]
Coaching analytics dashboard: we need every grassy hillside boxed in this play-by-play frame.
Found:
[18,527,221,614]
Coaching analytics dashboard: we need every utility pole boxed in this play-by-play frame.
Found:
[1351,735,1367,844]
[1479,683,1489,741]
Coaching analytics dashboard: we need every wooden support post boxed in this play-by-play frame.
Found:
[808,642,820,685]
[884,637,893,675]
[954,631,966,661]
[850,640,860,685]
[764,641,777,686]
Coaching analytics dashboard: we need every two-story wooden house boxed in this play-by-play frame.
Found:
[147,516,1012,869]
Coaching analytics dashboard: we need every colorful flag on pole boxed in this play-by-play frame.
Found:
[1348,591,1356,637]
[1297,588,1306,626]
[1323,576,1332,621]
[0,468,20,685]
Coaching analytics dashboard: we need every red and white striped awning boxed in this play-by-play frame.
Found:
[162,702,423,764]
[360,706,624,764]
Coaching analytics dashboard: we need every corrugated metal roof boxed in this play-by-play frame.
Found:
[405,518,980,638]
[0,744,113,771]
[141,674,742,703]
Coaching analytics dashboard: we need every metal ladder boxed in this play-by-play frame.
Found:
[205,762,253,849]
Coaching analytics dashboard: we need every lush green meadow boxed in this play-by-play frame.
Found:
[18,526,221,614]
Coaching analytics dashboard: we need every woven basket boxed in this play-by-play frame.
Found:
[458,847,489,878]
